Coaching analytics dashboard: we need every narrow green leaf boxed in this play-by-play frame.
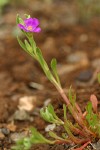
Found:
[30,127,54,144]
[17,37,35,58]
[17,36,26,51]
[68,87,76,107]
[86,102,99,130]
[16,14,24,24]
[48,104,61,121]
[24,40,32,53]
[36,48,48,69]
[35,48,55,81]
[63,104,67,121]
[27,36,37,51]
[51,58,61,86]
[16,14,19,24]
[47,104,64,124]
[49,131,64,140]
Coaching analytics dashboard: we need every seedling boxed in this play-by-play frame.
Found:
[12,15,100,150]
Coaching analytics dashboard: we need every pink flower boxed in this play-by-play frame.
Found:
[18,18,41,33]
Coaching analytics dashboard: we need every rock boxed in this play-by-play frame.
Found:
[57,64,77,75]
[1,128,10,135]
[10,132,27,142]
[67,51,88,64]
[76,70,93,82]
[29,82,44,90]
[32,108,40,116]
[18,96,36,111]
[92,140,100,150]
[45,124,56,132]
[44,98,51,107]
[10,110,33,121]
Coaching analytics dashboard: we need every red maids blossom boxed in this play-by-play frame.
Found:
[18,18,41,33]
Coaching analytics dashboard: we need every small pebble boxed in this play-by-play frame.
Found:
[44,98,51,107]
[1,128,10,135]
[29,82,44,90]
[67,51,88,64]
[32,108,40,116]
[76,70,93,82]
[91,140,100,150]
[10,110,33,121]
[10,132,27,142]
[45,124,56,132]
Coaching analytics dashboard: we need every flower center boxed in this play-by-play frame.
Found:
[27,25,33,31]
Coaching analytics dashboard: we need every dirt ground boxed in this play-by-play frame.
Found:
[0,0,100,149]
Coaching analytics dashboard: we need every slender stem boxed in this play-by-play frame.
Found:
[73,141,91,150]
[56,86,70,105]
[55,84,95,136]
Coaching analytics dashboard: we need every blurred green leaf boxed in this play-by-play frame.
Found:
[17,37,35,58]
[86,102,98,130]
[68,87,76,107]
[17,37,26,51]
[0,0,9,7]
[63,104,67,121]
[24,14,31,19]
[24,40,32,53]
[16,14,24,24]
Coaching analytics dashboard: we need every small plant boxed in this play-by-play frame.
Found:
[12,15,100,150]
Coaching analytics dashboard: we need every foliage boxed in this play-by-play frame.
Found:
[12,14,100,150]
[0,0,9,15]
[0,0,9,7]
[76,0,100,23]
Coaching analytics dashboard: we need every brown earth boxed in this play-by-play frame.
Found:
[0,1,100,150]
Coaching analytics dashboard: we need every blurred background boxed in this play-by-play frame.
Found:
[0,0,100,86]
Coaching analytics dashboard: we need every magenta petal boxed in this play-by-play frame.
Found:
[18,24,28,32]
[32,18,39,26]
[24,18,39,27]
[33,27,41,33]
[18,17,41,33]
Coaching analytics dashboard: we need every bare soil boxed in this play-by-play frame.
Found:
[0,1,100,149]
